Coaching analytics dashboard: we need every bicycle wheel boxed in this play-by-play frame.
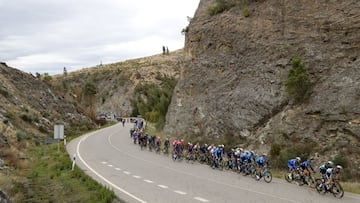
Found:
[250,168,257,178]
[315,179,326,195]
[332,182,344,199]
[264,171,272,183]
[285,173,293,183]
[308,176,316,188]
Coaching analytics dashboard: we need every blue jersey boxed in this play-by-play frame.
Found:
[215,148,223,158]
[300,160,312,169]
[256,156,266,166]
[287,159,298,170]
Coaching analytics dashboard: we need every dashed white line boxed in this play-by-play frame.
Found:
[133,175,141,179]
[101,161,107,164]
[108,164,113,167]
[194,197,210,202]
[115,168,121,171]
[174,190,187,195]
[77,136,147,203]
[144,179,154,184]
[157,184,168,189]
[123,171,131,175]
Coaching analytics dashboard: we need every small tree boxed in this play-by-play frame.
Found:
[84,81,97,120]
[285,57,312,103]
[43,73,52,82]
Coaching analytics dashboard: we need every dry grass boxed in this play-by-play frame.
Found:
[342,182,360,194]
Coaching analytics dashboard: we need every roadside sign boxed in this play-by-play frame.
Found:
[54,125,64,139]
[45,138,60,144]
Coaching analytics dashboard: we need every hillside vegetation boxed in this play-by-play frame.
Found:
[1,0,360,201]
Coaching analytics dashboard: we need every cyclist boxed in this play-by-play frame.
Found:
[287,157,301,180]
[163,136,170,154]
[325,165,343,190]
[299,157,315,184]
[155,136,161,152]
[186,142,194,159]
[319,161,334,180]
[255,153,268,180]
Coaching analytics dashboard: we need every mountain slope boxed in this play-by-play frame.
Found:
[164,0,360,178]
[0,62,94,201]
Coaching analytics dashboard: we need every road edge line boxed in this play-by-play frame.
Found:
[76,133,147,203]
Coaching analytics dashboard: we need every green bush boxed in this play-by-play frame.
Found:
[16,131,32,141]
[20,114,33,123]
[285,57,312,103]
[131,76,176,130]
[270,142,281,157]
[207,0,235,16]
[242,7,250,17]
[270,142,316,169]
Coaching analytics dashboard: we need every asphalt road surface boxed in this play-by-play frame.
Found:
[67,123,360,203]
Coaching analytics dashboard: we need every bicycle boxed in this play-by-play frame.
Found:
[315,178,344,198]
[256,166,272,183]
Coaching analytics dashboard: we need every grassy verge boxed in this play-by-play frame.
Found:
[4,122,125,203]
[8,144,118,203]
[342,182,360,194]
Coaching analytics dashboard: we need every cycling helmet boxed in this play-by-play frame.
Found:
[250,150,255,155]
[327,161,334,166]
[336,165,343,169]
[296,157,301,161]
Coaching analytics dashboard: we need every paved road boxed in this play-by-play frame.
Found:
[67,123,360,203]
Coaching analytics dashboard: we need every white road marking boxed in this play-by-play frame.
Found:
[157,184,168,189]
[174,190,187,195]
[77,135,147,203]
[144,179,154,183]
[108,133,299,203]
[115,168,121,171]
[194,197,210,202]
[101,161,107,164]
[108,164,113,167]
[123,171,131,175]
[133,175,141,179]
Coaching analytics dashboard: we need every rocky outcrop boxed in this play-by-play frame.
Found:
[164,0,360,166]
[0,190,12,203]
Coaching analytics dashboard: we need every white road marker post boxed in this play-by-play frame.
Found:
[72,154,76,171]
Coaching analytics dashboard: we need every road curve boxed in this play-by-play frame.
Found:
[66,123,360,203]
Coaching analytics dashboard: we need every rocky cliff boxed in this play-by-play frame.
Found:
[164,0,360,176]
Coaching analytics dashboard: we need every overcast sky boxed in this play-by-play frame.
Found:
[0,0,199,75]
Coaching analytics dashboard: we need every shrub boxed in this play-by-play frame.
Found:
[242,7,250,17]
[20,114,33,123]
[285,57,312,103]
[207,0,235,16]
[270,142,281,157]
[270,142,316,169]
[16,131,32,141]
[131,77,177,130]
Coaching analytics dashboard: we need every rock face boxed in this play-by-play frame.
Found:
[0,190,12,203]
[164,0,360,163]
